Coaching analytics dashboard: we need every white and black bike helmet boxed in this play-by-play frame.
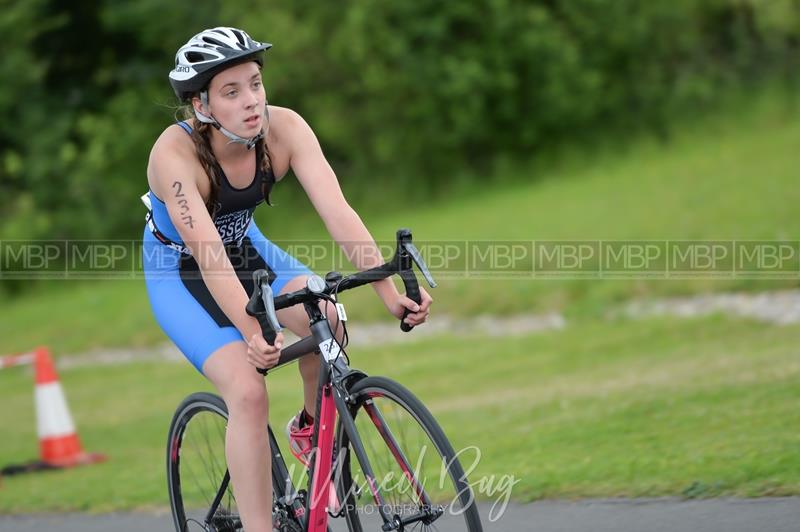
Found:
[169,27,272,149]
[169,27,271,101]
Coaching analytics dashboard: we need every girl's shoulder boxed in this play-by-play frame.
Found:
[147,123,204,197]
[151,122,198,163]
[266,105,318,151]
[267,105,305,135]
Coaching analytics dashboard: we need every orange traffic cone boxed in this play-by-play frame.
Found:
[33,347,106,467]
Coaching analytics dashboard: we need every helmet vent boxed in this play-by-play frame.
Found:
[201,36,226,48]
[186,51,213,63]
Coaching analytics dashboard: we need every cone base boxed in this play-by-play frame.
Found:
[40,434,107,467]
[42,451,108,468]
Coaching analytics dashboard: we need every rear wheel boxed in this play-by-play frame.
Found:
[167,392,241,531]
[167,392,307,532]
[335,376,483,531]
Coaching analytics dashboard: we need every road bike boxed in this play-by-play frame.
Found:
[166,229,483,531]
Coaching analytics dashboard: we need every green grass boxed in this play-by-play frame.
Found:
[0,281,163,355]
[1,315,798,512]
[2,89,800,356]
[3,88,797,515]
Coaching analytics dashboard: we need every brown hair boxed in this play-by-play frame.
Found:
[178,104,273,218]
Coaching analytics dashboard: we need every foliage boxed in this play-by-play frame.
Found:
[0,1,799,292]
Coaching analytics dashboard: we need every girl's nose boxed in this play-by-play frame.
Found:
[246,88,260,108]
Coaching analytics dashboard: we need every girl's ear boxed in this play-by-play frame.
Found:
[191,96,203,115]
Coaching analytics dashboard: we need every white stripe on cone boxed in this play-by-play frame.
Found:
[35,382,77,438]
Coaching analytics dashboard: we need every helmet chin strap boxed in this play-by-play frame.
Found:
[196,91,267,150]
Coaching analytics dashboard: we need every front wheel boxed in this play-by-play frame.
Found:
[335,376,483,532]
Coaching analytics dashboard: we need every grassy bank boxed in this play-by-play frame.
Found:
[1,314,798,512]
[2,89,799,356]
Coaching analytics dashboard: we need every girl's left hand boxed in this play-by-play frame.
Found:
[384,286,433,327]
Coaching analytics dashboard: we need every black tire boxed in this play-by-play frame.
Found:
[334,376,483,532]
[168,392,292,531]
[167,392,240,532]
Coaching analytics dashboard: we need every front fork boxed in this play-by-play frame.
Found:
[306,315,438,532]
[333,386,444,532]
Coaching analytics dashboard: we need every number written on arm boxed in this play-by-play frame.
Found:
[172,181,196,229]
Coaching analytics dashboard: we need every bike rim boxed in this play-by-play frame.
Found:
[170,401,241,531]
[340,387,478,531]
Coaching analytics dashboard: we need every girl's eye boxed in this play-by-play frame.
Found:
[253,80,262,88]
[226,90,238,97]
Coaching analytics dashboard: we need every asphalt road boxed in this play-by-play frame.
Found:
[1,498,798,532]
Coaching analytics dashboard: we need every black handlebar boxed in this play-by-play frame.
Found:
[397,230,421,332]
[245,269,283,375]
[245,229,436,373]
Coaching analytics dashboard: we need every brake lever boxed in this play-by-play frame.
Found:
[246,270,283,374]
[245,270,265,316]
[402,241,437,288]
[259,278,283,337]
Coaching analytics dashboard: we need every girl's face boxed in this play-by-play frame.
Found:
[197,61,266,136]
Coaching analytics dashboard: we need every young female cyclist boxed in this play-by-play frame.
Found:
[142,27,433,532]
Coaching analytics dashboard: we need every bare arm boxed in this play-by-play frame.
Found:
[282,110,398,298]
[279,109,432,324]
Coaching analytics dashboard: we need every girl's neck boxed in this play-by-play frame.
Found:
[208,126,256,163]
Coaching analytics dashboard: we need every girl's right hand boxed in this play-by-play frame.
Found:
[246,332,284,369]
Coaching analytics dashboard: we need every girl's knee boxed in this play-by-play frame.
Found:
[204,344,270,420]
[298,353,320,380]
[225,378,269,420]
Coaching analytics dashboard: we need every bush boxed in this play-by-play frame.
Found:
[0,0,798,248]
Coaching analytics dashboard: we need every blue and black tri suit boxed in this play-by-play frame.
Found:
[143,121,312,373]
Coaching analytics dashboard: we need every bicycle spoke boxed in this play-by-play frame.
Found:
[200,413,226,486]
[210,417,237,515]
[197,427,224,505]
[184,436,215,508]
[339,378,482,531]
